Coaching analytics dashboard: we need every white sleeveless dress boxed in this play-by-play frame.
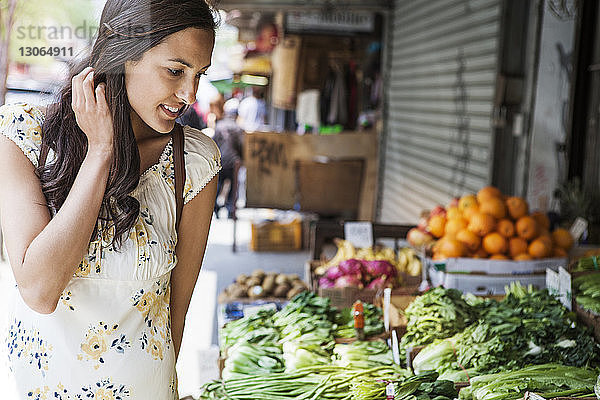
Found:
[0,103,221,399]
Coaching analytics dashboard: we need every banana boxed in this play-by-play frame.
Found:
[408,258,422,277]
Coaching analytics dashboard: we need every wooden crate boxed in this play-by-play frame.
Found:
[250,219,302,252]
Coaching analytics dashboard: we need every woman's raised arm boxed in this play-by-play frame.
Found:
[0,67,114,314]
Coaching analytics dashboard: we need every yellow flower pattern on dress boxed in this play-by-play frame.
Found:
[131,276,172,360]
[77,322,131,370]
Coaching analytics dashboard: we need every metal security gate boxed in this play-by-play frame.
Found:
[380,0,502,223]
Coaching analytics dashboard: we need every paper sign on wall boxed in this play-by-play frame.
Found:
[570,217,588,241]
[344,222,373,248]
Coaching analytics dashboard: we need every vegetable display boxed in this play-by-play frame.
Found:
[318,258,400,289]
[399,287,477,352]
[574,273,600,314]
[222,341,285,380]
[458,364,597,400]
[572,254,600,272]
[219,309,278,353]
[349,371,457,400]
[200,365,458,400]
[334,302,384,339]
[314,239,422,283]
[220,269,308,301]
[220,292,387,376]
[413,283,600,377]
[333,340,393,369]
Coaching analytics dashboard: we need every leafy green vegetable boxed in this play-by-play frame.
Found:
[349,370,457,400]
[222,341,285,380]
[399,288,478,356]
[219,309,278,353]
[574,273,600,314]
[458,363,597,400]
[415,285,600,377]
[333,340,393,368]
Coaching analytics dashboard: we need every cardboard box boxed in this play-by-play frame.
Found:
[428,257,567,275]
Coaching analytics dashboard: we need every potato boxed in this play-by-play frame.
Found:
[251,269,266,280]
[273,284,291,298]
[287,274,301,282]
[274,274,289,286]
[262,275,276,294]
[246,277,262,287]
[230,286,247,298]
[247,285,265,299]
[236,274,249,285]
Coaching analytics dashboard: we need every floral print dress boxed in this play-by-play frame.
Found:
[0,103,221,399]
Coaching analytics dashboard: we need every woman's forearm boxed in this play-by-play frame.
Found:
[17,148,112,313]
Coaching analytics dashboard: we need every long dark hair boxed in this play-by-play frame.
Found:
[38,0,217,250]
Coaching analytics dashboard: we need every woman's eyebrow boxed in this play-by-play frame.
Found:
[168,58,211,70]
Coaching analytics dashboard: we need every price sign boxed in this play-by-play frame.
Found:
[344,222,373,249]
[546,268,559,297]
[558,266,572,311]
[570,217,588,241]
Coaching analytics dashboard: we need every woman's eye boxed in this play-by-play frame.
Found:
[168,68,183,76]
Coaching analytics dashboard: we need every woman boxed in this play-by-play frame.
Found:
[0,0,220,398]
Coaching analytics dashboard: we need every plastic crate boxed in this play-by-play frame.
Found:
[250,219,302,252]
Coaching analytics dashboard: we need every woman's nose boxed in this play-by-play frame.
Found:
[177,83,197,105]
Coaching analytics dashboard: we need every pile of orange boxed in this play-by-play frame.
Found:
[428,186,574,261]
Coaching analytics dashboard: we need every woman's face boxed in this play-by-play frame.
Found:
[125,27,214,134]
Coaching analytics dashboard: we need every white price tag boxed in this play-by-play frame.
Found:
[546,268,559,297]
[391,330,400,365]
[386,382,395,399]
[558,266,572,311]
[383,288,391,332]
[570,217,588,241]
[344,222,373,248]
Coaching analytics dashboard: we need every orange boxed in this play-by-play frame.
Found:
[445,218,468,237]
[516,216,538,241]
[483,232,508,255]
[456,229,481,253]
[490,254,509,260]
[496,219,515,238]
[513,253,533,261]
[552,228,574,251]
[427,215,446,238]
[472,247,489,259]
[536,232,553,250]
[528,238,551,259]
[458,194,478,212]
[506,197,529,220]
[531,211,550,231]
[446,207,462,220]
[508,237,529,258]
[479,197,507,219]
[432,253,447,261]
[477,186,503,203]
[553,247,568,258]
[438,238,466,258]
[467,212,496,237]
[463,205,480,221]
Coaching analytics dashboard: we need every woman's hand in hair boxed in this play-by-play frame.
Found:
[71,67,114,155]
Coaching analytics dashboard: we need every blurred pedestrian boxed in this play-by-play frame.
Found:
[237,86,266,132]
[213,97,244,218]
